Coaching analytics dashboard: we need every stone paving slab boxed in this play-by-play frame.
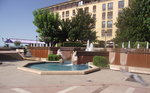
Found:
[64,85,102,93]
[100,85,150,93]
[0,61,150,93]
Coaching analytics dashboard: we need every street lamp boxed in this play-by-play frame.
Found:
[36,35,38,47]
[104,30,107,48]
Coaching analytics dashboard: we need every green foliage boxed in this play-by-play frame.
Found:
[133,42,148,48]
[33,9,97,45]
[48,54,60,61]
[98,41,105,48]
[63,41,83,47]
[14,41,21,46]
[117,41,149,48]
[58,19,71,43]
[117,42,135,48]
[33,9,61,46]
[68,9,97,42]
[93,56,108,67]
[115,0,150,42]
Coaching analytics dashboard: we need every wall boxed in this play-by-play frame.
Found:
[77,51,109,64]
[109,48,150,73]
[29,47,49,58]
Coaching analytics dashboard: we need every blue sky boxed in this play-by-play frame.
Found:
[0,0,66,46]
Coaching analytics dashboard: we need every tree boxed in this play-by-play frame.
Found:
[14,41,21,46]
[33,9,61,46]
[115,0,150,42]
[69,9,97,42]
[58,19,71,43]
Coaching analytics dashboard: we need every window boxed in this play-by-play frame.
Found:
[107,21,113,28]
[107,12,113,19]
[102,21,106,28]
[84,7,89,13]
[72,10,75,16]
[107,29,112,36]
[118,0,124,8]
[108,2,113,10]
[102,4,106,11]
[93,5,96,12]
[101,30,106,37]
[62,12,65,17]
[66,11,69,17]
[102,12,106,20]
[93,14,96,20]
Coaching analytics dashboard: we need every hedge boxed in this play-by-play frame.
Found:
[117,41,149,48]
[48,54,61,61]
[63,41,83,47]
[93,56,108,67]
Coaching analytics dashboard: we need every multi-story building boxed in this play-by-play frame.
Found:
[45,0,129,41]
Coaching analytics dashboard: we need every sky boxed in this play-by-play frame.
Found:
[0,0,66,46]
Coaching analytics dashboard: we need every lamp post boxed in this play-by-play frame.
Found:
[36,35,38,47]
[104,30,107,48]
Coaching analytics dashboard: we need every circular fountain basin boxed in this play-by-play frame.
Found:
[18,61,100,75]
[26,61,89,71]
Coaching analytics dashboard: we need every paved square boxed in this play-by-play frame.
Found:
[0,61,150,93]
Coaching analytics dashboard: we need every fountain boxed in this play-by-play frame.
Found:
[85,40,94,51]
[122,42,124,48]
[146,42,149,49]
[137,43,140,49]
[89,43,94,51]
[85,40,90,51]
[71,51,77,64]
[128,41,130,48]
[56,49,62,56]
[56,49,67,62]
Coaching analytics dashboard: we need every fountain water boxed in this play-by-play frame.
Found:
[122,42,124,48]
[128,41,130,48]
[71,51,77,64]
[137,43,140,49]
[56,49,66,61]
[89,43,94,51]
[146,42,149,49]
[85,40,90,51]
[85,40,94,51]
[57,49,62,56]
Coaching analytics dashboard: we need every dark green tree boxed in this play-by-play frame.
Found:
[14,41,21,46]
[58,19,71,43]
[69,9,97,42]
[33,9,61,46]
[115,0,150,42]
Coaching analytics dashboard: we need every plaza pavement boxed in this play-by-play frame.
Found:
[0,60,150,93]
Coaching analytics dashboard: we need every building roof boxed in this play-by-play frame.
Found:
[44,0,80,9]
[5,38,45,44]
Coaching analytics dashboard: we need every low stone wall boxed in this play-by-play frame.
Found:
[109,48,150,74]
[29,47,49,58]
[77,51,109,64]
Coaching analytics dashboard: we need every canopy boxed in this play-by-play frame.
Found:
[5,38,45,44]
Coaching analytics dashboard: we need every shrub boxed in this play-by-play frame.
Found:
[117,42,135,48]
[48,54,60,61]
[93,56,108,67]
[63,41,83,47]
[133,42,148,49]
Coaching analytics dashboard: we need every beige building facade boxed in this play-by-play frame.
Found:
[46,0,129,41]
